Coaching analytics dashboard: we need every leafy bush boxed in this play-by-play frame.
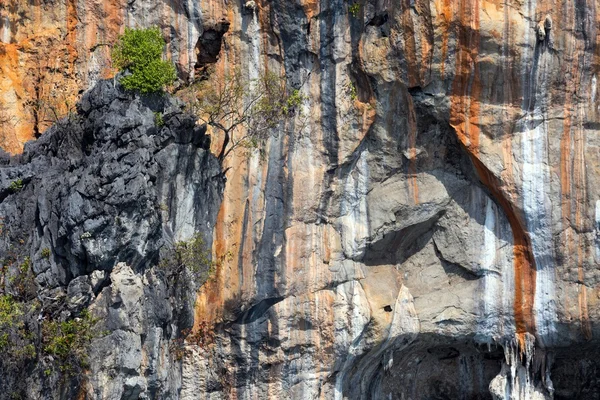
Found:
[348,81,357,101]
[8,179,23,193]
[41,248,50,259]
[42,309,99,374]
[154,111,164,127]
[112,27,177,94]
[0,295,35,361]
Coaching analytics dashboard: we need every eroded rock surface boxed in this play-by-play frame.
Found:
[2,0,600,399]
[0,80,223,398]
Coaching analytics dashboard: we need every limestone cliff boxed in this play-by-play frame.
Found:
[1,0,600,399]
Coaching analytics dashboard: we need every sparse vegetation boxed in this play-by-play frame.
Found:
[160,233,212,283]
[349,3,360,17]
[41,248,51,259]
[154,111,165,127]
[348,81,357,101]
[0,283,99,378]
[112,27,177,94]
[0,294,36,365]
[179,69,306,163]
[10,257,37,301]
[8,179,23,193]
[42,309,99,374]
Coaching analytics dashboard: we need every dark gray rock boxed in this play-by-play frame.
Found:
[0,80,224,399]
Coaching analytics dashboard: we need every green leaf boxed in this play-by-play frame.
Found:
[112,27,177,94]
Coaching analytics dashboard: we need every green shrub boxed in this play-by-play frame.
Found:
[112,27,177,94]
[348,81,357,101]
[10,257,37,301]
[283,89,306,114]
[172,234,210,275]
[349,3,360,17]
[0,295,36,366]
[8,179,23,193]
[42,309,99,374]
[154,111,164,127]
[41,248,50,259]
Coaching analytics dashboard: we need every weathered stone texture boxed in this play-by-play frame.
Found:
[0,80,224,399]
[2,0,600,399]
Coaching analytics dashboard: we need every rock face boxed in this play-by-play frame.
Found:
[2,0,600,399]
[0,80,224,398]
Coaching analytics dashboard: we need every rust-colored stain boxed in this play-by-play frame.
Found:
[194,200,229,329]
[450,0,481,155]
[256,0,272,70]
[471,156,537,338]
[559,9,592,340]
[406,89,419,204]
[66,0,78,64]
[193,0,255,328]
[0,0,132,153]
[416,0,434,85]
[438,0,453,79]
[400,0,419,88]
[575,107,592,340]
[449,0,537,342]
[300,0,319,20]
[354,35,377,154]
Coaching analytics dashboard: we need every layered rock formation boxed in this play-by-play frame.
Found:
[2,0,600,399]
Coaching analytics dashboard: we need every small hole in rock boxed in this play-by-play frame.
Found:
[383,305,392,312]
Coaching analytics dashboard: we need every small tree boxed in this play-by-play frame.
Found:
[183,70,305,162]
[112,27,177,94]
[160,233,212,284]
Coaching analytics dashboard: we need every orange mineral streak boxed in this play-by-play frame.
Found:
[0,42,28,153]
[194,181,245,329]
[436,0,453,79]
[559,13,592,340]
[449,0,481,155]
[400,0,419,88]
[415,0,434,84]
[103,0,125,76]
[575,105,592,340]
[193,2,259,333]
[450,0,536,340]
[471,156,537,338]
[65,0,78,64]
[300,0,319,20]
[355,38,377,145]
[406,90,419,204]
[0,0,132,153]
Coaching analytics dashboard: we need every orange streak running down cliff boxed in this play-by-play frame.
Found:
[437,0,452,79]
[448,0,536,346]
[470,155,537,347]
[65,0,78,65]
[405,88,419,204]
[449,0,481,155]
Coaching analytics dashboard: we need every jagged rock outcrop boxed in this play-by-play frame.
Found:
[0,80,224,398]
[2,1,600,399]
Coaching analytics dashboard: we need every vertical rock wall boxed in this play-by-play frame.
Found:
[2,0,600,399]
